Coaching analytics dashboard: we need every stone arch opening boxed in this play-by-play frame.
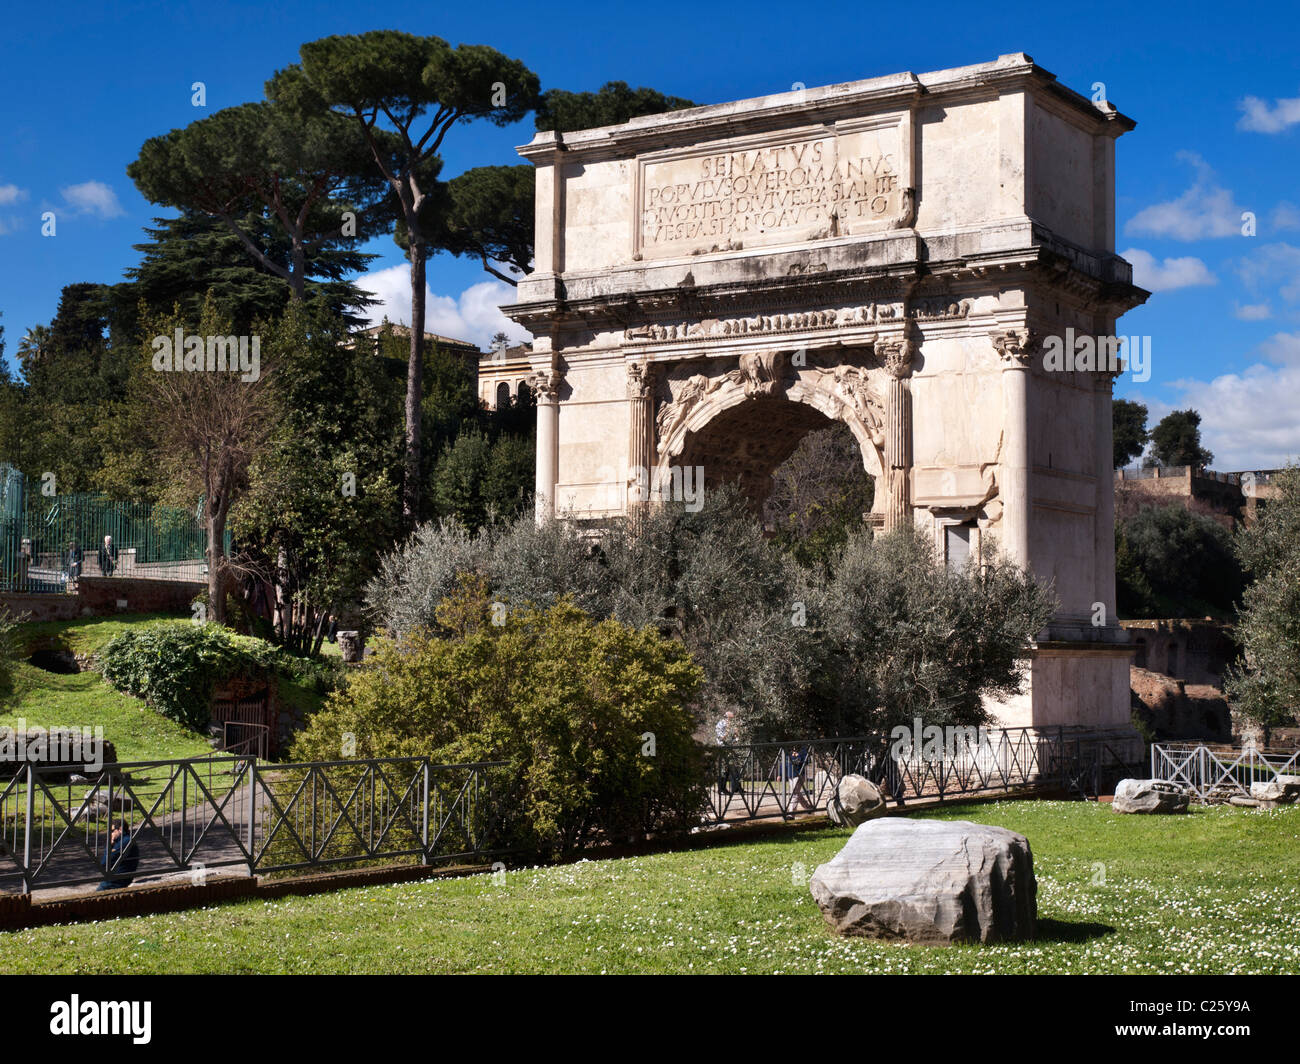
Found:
[666,387,884,516]
[680,398,833,502]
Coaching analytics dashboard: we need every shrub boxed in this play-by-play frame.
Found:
[366,491,1053,742]
[367,486,808,735]
[294,583,706,856]
[804,526,1058,736]
[100,622,275,730]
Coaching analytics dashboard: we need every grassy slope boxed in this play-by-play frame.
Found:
[4,614,332,764]
[2,799,1298,974]
[3,614,212,763]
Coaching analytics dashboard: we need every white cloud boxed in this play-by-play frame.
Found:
[1234,242,1300,305]
[1272,201,1300,232]
[1124,153,1245,241]
[0,185,27,235]
[1164,332,1300,470]
[1121,247,1216,291]
[1258,330,1300,366]
[60,181,124,218]
[1233,302,1272,321]
[357,265,532,349]
[1238,94,1300,134]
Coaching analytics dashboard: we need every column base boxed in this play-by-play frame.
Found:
[986,640,1135,730]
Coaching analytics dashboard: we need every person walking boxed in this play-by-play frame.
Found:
[715,711,742,796]
[66,539,82,585]
[97,534,117,577]
[787,743,814,812]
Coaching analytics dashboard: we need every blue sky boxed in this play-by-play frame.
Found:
[2,0,1298,468]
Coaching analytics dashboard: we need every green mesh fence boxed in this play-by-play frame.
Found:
[0,465,223,593]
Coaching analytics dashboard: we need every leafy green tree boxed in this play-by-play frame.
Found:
[272,31,540,523]
[233,303,402,654]
[119,210,374,337]
[1225,466,1300,742]
[431,424,534,530]
[1118,504,1244,617]
[536,81,695,133]
[16,325,51,374]
[128,100,387,302]
[293,583,706,856]
[439,165,535,284]
[1112,398,1149,469]
[483,431,534,518]
[10,283,129,492]
[764,423,874,572]
[1115,523,1157,618]
[1148,408,1213,468]
[431,426,492,529]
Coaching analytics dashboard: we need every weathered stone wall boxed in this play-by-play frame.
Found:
[0,577,201,623]
[1121,618,1238,687]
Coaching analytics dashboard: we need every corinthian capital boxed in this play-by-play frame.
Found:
[991,328,1040,368]
[877,334,915,379]
[626,360,653,400]
[529,368,563,403]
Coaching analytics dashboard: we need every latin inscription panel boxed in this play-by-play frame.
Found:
[637,119,906,259]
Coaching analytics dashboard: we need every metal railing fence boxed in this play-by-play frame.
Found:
[1150,742,1300,802]
[0,755,511,893]
[0,726,1146,894]
[705,726,1144,822]
[0,465,219,592]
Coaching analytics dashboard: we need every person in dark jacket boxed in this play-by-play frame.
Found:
[66,539,83,584]
[96,822,139,891]
[97,535,117,577]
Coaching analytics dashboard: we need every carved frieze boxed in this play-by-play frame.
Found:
[809,364,887,445]
[653,354,888,461]
[736,350,785,397]
[621,297,967,346]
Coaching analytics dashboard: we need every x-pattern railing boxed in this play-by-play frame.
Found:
[0,756,256,892]
[1,727,1147,893]
[250,758,509,875]
[704,727,1142,823]
[0,755,511,892]
[1152,743,1300,802]
[705,738,876,821]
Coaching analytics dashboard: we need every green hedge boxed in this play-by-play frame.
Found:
[100,622,284,731]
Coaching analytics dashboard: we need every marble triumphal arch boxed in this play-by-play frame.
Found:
[504,54,1148,730]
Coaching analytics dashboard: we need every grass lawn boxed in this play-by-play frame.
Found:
[3,799,1298,974]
